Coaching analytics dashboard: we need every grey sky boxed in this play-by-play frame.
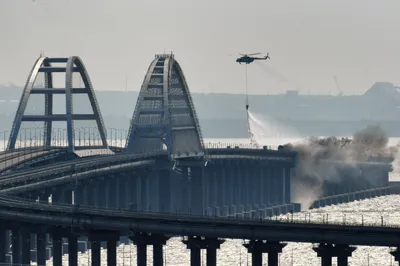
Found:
[1,0,400,95]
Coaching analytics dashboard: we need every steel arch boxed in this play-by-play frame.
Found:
[7,56,108,152]
[126,54,205,160]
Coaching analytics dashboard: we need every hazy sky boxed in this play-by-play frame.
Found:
[1,0,400,95]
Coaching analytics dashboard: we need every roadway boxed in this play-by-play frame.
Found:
[0,146,391,195]
[0,195,399,247]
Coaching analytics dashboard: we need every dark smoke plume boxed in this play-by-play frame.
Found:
[278,125,396,210]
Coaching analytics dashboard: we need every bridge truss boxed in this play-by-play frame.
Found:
[7,56,108,152]
[126,54,206,160]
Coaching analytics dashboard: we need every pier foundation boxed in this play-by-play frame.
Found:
[244,240,286,266]
[313,243,356,266]
[183,236,225,266]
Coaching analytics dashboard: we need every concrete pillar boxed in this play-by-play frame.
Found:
[207,247,217,266]
[313,243,356,266]
[69,235,78,266]
[0,229,6,263]
[190,247,201,266]
[12,230,21,265]
[244,240,286,266]
[52,234,62,266]
[183,236,225,266]
[153,244,163,266]
[137,244,146,266]
[36,232,46,266]
[252,251,262,266]
[107,240,117,266]
[390,247,400,266]
[91,241,101,266]
[130,233,169,266]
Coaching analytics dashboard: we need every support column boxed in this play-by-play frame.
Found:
[153,244,163,266]
[52,234,62,266]
[130,233,169,266]
[12,230,21,266]
[0,229,6,263]
[68,235,78,266]
[313,243,356,266]
[37,232,46,266]
[91,241,101,266]
[337,244,356,266]
[88,231,119,266]
[244,240,286,266]
[21,231,33,264]
[390,247,400,266]
[183,236,225,266]
[207,248,217,266]
[107,240,117,266]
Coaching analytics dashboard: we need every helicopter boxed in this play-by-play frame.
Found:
[236,53,270,64]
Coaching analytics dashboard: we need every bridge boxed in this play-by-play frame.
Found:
[0,53,398,266]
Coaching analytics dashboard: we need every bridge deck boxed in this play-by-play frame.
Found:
[1,196,400,247]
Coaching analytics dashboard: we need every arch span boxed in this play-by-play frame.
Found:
[7,56,108,152]
[126,54,205,160]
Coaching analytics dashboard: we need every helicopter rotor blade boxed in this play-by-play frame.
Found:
[246,53,261,56]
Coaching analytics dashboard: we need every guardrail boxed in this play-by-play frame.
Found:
[310,186,395,209]
[3,192,400,231]
[204,142,278,150]
[0,152,166,193]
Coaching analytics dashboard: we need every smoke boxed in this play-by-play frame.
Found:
[279,125,396,210]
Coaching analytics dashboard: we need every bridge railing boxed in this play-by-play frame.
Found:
[8,190,399,230]
[0,128,281,152]
[204,142,278,150]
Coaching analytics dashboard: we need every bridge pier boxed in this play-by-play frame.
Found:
[36,232,46,266]
[183,236,225,266]
[12,229,21,265]
[89,231,119,266]
[21,230,30,265]
[0,229,6,263]
[68,235,78,266]
[52,233,63,266]
[243,240,286,266]
[130,233,169,266]
[390,247,400,265]
[313,243,356,266]
[91,240,101,266]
